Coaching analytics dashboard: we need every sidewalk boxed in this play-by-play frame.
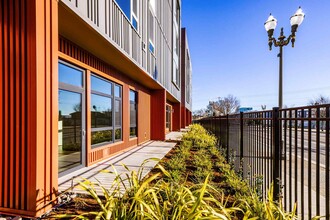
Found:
[58,137,180,195]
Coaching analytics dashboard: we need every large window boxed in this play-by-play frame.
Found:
[91,75,122,147]
[148,0,155,54]
[129,90,137,137]
[172,0,180,87]
[131,0,138,30]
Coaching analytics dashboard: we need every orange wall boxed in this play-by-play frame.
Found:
[181,106,187,128]
[58,37,152,165]
[138,90,151,143]
[172,103,181,131]
[151,90,166,140]
[0,0,58,216]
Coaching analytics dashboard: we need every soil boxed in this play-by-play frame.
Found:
[44,194,104,219]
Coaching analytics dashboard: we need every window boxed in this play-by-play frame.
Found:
[115,0,130,18]
[91,75,122,147]
[172,62,180,87]
[129,90,137,137]
[148,1,155,54]
[172,0,180,87]
[115,0,139,31]
[131,0,138,30]
[186,53,191,104]
[59,62,83,87]
[58,61,85,174]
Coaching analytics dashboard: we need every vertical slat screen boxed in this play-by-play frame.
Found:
[0,0,29,211]
[1,0,58,217]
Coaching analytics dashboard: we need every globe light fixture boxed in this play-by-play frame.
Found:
[264,7,305,109]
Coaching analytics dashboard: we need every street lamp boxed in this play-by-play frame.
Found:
[264,7,305,109]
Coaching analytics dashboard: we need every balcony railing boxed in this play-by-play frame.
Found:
[62,0,142,66]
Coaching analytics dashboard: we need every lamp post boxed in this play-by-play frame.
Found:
[264,7,305,109]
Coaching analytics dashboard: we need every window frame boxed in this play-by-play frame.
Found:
[172,0,181,88]
[58,59,87,175]
[90,74,123,148]
[131,0,139,31]
[129,90,138,138]
[148,1,155,54]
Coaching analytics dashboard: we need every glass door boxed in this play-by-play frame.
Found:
[58,61,85,175]
[166,104,172,133]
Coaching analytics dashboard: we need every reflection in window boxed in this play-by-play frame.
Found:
[59,62,83,87]
[132,0,138,31]
[58,89,82,173]
[115,85,121,97]
[91,75,112,95]
[115,100,122,127]
[92,130,112,145]
[115,128,122,141]
[91,75,122,147]
[130,90,137,137]
[115,0,130,18]
[91,94,112,128]
[148,7,155,54]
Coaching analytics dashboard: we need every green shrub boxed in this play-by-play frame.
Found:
[168,169,183,182]
[209,145,221,157]
[176,145,191,160]
[165,154,186,172]
[182,124,217,149]
[193,149,212,170]
[237,184,298,220]
[54,159,237,220]
[54,124,300,220]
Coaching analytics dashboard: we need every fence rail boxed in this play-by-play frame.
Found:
[197,105,330,220]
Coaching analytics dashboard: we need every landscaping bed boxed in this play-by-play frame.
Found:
[45,124,297,219]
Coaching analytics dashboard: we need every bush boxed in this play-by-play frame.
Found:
[165,154,186,172]
[54,160,237,220]
[54,125,299,220]
[182,124,217,149]
[193,149,212,171]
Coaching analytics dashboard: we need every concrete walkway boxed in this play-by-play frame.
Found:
[58,139,178,195]
[165,127,189,142]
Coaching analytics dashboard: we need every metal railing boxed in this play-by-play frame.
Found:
[62,0,142,65]
[197,105,330,219]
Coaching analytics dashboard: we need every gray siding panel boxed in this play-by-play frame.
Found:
[60,0,181,101]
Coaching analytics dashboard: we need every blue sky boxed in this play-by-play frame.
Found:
[182,0,330,111]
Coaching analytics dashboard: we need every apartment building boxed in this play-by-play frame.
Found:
[181,28,193,127]
[0,0,192,217]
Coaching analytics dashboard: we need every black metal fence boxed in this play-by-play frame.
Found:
[197,105,330,219]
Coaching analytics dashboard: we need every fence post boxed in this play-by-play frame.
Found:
[272,107,281,200]
[240,112,244,162]
[226,114,229,163]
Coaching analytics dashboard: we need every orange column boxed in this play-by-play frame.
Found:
[0,0,58,217]
[151,89,166,140]
[181,106,186,128]
[172,103,181,131]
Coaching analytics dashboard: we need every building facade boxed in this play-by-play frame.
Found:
[181,28,193,127]
[0,0,192,217]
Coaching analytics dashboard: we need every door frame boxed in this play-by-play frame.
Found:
[58,60,86,177]
[166,104,172,133]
